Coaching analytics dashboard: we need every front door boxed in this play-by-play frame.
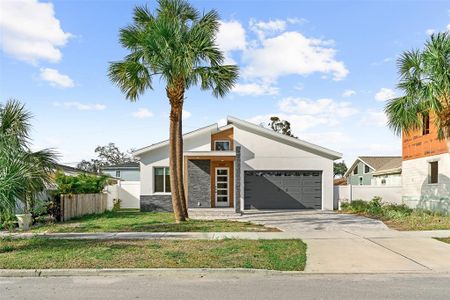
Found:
[215,167,229,207]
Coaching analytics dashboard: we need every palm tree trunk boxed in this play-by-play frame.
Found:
[176,110,188,218]
[169,107,185,223]
[167,82,187,222]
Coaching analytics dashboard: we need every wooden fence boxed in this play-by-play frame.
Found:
[61,193,107,221]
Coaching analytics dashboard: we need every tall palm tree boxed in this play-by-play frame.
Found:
[0,100,57,223]
[108,0,239,222]
[385,32,450,150]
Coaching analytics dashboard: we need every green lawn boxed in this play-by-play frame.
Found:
[0,238,306,271]
[340,200,450,231]
[31,210,278,233]
[435,237,450,244]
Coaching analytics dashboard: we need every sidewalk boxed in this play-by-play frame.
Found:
[2,229,450,240]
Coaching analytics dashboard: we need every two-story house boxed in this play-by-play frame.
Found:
[402,114,450,211]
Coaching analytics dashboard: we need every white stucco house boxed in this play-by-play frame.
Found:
[133,116,342,212]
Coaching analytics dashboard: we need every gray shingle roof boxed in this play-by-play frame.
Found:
[358,156,402,172]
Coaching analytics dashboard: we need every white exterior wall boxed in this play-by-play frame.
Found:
[139,131,212,196]
[334,185,402,207]
[371,173,402,186]
[233,125,335,210]
[402,153,450,212]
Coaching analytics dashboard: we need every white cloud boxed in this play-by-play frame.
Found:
[250,19,286,39]
[278,97,358,118]
[0,0,72,64]
[182,110,191,120]
[232,82,279,96]
[301,131,352,145]
[374,88,396,101]
[216,20,246,52]
[53,102,106,111]
[39,68,74,88]
[447,24,450,31]
[216,20,246,64]
[361,110,387,127]
[342,89,356,97]
[243,32,348,81]
[426,29,436,35]
[132,108,153,119]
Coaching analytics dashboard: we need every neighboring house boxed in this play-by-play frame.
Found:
[133,116,342,212]
[101,162,140,181]
[345,156,402,186]
[402,114,450,211]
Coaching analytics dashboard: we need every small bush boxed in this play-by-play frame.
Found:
[112,199,121,211]
[55,171,107,194]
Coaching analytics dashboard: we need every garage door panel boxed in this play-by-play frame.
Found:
[244,170,322,209]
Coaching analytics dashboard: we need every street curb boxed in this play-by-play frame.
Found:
[0,268,303,277]
[0,268,446,278]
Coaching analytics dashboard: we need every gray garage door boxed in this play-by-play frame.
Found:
[244,171,322,209]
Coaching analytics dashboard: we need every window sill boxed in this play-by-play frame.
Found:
[152,192,172,195]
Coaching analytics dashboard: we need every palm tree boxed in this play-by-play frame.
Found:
[385,32,450,150]
[0,100,57,224]
[108,0,239,222]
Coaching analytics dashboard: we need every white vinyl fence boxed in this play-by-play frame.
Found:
[105,181,140,209]
[334,185,402,209]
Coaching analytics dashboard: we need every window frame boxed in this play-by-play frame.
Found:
[428,161,439,184]
[359,176,363,185]
[422,114,430,135]
[154,167,171,194]
[353,166,358,175]
[364,165,370,174]
[214,139,231,151]
[115,170,121,178]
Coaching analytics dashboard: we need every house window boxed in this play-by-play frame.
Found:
[353,166,358,175]
[116,170,121,178]
[422,114,430,135]
[364,165,370,173]
[359,177,363,185]
[429,161,438,184]
[214,140,230,151]
[381,178,386,185]
[154,167,171,193]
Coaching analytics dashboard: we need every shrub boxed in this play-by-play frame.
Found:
[55,171,107,194]
[112,199,121,211]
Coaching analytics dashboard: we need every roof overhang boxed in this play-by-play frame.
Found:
[227,116,342,160]
[344,157,376,178]
[132,123,218,157]
[372,167,402,176]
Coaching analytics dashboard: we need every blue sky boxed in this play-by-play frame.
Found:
[1,0,449,166]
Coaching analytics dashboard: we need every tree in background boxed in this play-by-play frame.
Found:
[385,32,450,150]
[0,100,57,224]
[77,143,135,173]
[108,0,239,222]
[266,116,297,138]
[333,161,347,178]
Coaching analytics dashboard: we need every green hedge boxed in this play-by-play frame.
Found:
[55,171,108,194]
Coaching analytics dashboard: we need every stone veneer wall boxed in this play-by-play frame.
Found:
[235,146,241,213]
[140,195,173,212]
[187,159,211,208]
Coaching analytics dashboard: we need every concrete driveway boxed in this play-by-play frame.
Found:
[189,209,389,232]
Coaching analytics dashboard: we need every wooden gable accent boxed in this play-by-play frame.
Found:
[211,128,234,151]
[402,114,448,160]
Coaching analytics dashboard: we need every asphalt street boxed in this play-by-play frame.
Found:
[1,272,450,300]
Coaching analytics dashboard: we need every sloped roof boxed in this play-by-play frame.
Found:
[359,156,402,171]
[131,116,342,160]
[227,116,342,160]
[101,162,139,170]
[345,156,402,177]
